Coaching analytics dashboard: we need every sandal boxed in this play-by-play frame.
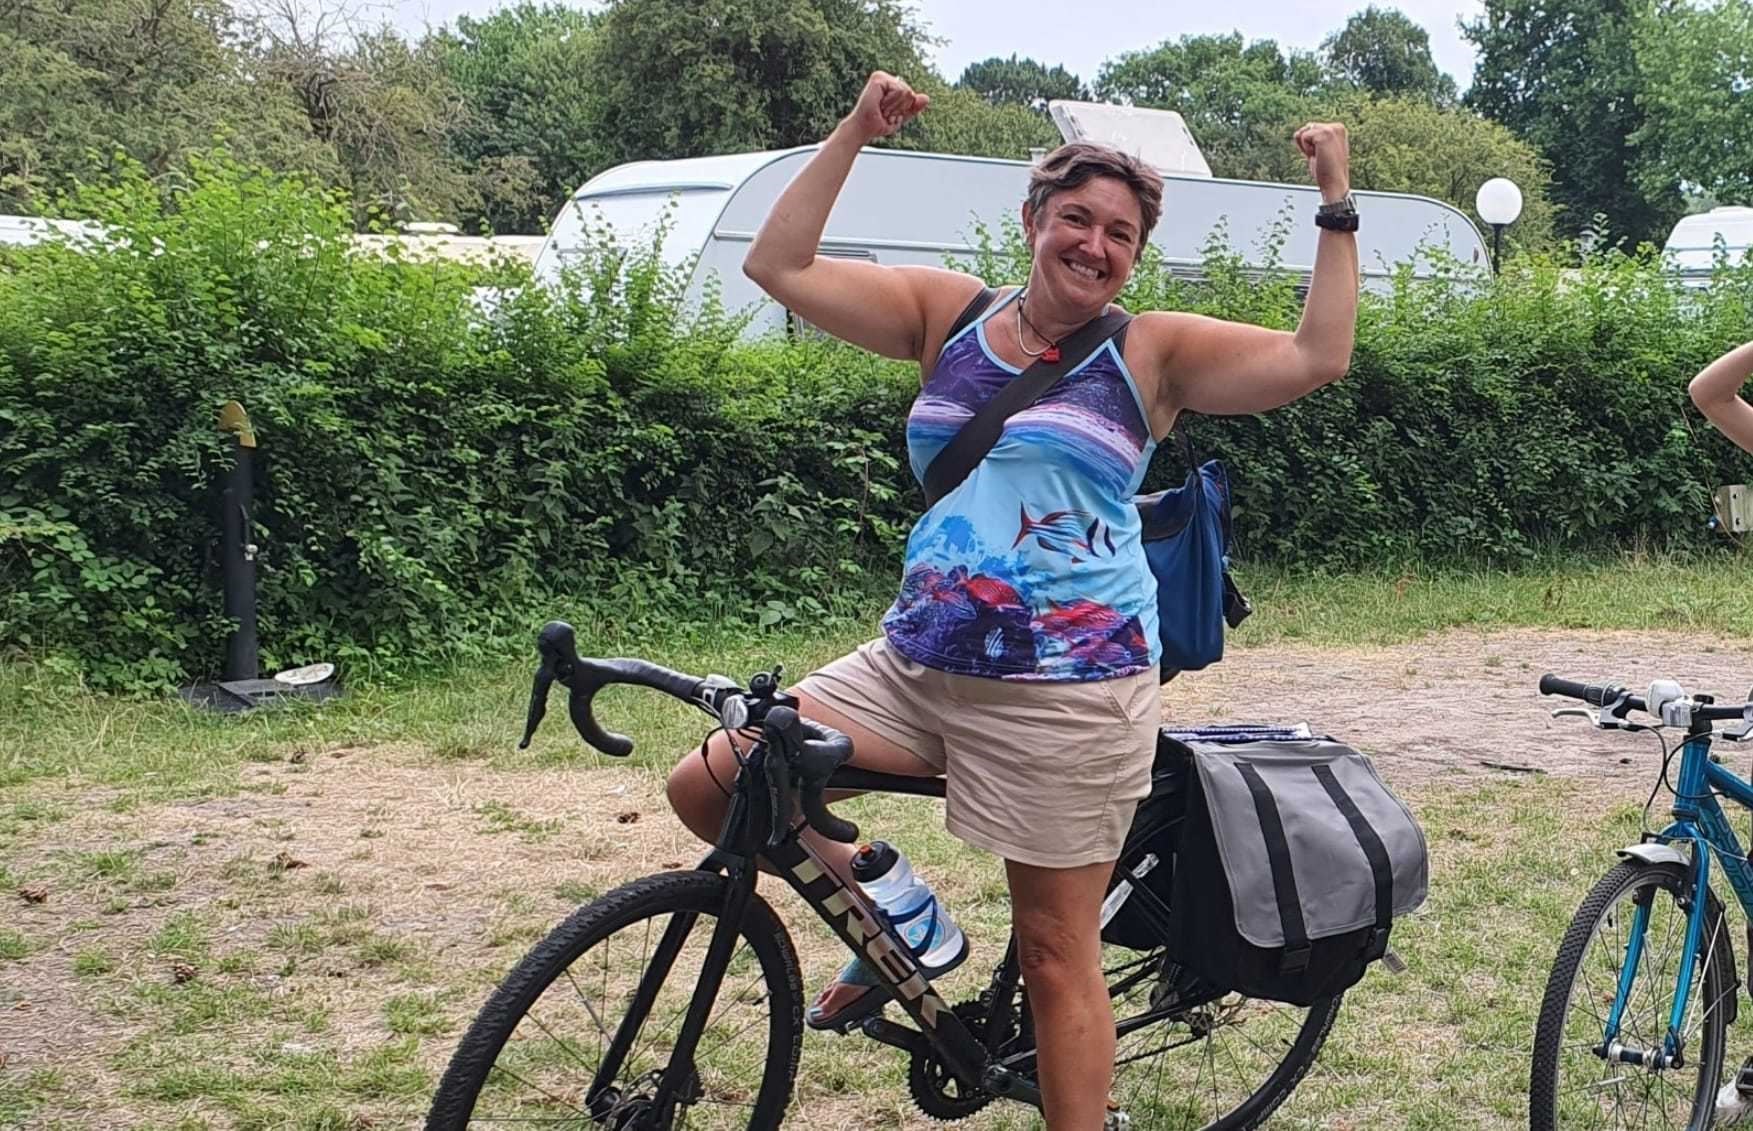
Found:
[805,955,891,1031]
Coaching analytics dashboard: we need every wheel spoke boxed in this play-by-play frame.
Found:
[427,874,795,1131]
[1107,970,1332,1131]
[1536,863,1726,1130]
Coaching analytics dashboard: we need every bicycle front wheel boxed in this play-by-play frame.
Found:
[1530,859,1734,1130]
[1104,947,1343,1130]
[426,870,804,1131]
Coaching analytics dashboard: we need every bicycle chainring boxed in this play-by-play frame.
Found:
[908,999,1003,1121]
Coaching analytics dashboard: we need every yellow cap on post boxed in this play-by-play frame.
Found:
[218,401,256,449]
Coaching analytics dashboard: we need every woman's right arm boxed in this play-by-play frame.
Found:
[1689,340,1753,455]
[743,72,972,362]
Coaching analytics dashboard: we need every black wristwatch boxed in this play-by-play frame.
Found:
[1315,194,1360,233]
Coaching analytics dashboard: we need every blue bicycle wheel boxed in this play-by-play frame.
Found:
[1531,860,1734,1130]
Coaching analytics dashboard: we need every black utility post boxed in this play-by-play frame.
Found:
[180,401,341,712]
[218,400,258,681]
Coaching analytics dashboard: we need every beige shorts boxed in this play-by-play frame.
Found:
[793,637,1161,868]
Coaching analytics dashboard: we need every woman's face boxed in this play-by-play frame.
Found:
[1022,176,1145,311]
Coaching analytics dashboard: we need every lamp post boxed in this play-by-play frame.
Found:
[1475,177,1524,274]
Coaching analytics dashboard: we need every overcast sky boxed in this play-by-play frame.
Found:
[386,0,1487,92]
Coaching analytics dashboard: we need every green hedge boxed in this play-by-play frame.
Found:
[2,160,1751,689]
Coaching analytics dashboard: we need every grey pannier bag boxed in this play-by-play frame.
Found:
[1104,729,1429,1006]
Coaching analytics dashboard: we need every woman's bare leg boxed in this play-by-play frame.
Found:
[1006,858,1116,1130]
[665,689,940,1014]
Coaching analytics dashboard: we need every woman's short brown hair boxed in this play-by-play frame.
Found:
[1025,142,1164,238]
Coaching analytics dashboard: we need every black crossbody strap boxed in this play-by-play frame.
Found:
[923,306,1133,506]
[945,286,998,342]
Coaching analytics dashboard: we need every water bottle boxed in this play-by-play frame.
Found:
[851,841,967,973]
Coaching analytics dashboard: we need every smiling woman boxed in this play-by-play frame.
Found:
[666,69,1361,1130]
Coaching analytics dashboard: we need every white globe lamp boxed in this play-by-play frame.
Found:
[1475,177,1524,272]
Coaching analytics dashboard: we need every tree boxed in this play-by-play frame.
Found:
[426,3,602,232]
[955,55,1087,111]
[0,0,323,213]
[1321,6,1457,106]
[899,83,1060,159]
[1632,0,1753,206]
[1095,33,1323,182]
[1322,91,1556,251]
[583,0,931,167]
[1463,0,1683,245]
[250,2,476,227]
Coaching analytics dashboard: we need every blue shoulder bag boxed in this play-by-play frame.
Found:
[1133,428,1252,680]
[924,289,1251,683]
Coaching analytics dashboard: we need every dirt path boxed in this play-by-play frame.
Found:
[1179,627,1753,786]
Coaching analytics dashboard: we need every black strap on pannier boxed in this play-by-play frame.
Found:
[1314,763,1396,961]
[1235,762,1310,975]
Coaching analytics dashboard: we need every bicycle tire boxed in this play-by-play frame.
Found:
[426,870,804,1131]
[1530,859,1734,1131]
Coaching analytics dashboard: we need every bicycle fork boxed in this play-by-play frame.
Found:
[584,869,756,1125]
[1598,849,1715,1072]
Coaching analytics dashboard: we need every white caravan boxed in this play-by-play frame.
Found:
[532,104,1491,336]
[1,213,543,266]
[0,214,113,250]
[1663,206,1753,285]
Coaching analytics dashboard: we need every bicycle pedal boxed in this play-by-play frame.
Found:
[831,1002,896,1038]
[1382,948,1408,975]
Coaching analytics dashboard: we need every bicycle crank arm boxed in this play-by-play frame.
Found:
[858,1014,930,1056]
[982,1065,1042,1108]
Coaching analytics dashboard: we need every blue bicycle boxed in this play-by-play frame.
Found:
[1530,673,1753,1130]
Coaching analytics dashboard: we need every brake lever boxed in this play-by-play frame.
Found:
[765,737,795,849]
[518,664,554,749]
[1724,702,1753,742]
[1551,706,1642,732]
[518,621,636,757]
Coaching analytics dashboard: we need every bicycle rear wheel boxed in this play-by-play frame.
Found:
[1530,859,1733,1130]
[1103,947,1343,1130]
[426,870,804,1131]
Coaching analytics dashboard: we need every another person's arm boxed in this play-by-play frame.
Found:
[1689,341,1753,454]
[1142,123,1359,417]
[742,72,974,361]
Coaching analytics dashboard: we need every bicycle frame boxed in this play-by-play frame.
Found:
[590,743,1044,1121]
[1600,719,1753,1069]
[516,632,1240,1126]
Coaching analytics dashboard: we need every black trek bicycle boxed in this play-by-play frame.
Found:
[423,622,1341,1130]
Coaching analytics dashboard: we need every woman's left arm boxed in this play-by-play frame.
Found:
[1689,340,1753,455]
[1148,123,1359,417]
